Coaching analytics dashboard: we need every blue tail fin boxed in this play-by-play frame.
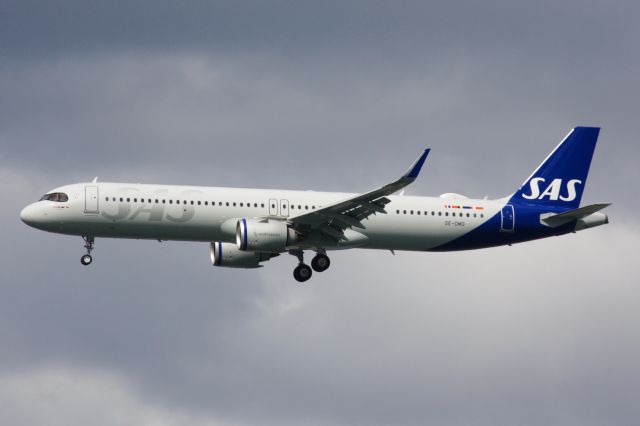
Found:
[509,127,600,209]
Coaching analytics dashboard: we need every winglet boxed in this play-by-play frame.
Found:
[404,149,430,179]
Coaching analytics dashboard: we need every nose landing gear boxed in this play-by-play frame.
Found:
[81,236,94,265]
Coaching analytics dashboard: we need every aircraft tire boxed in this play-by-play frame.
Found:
[293,264,312,282]
[311,254,330,272]
[81,254,93,265]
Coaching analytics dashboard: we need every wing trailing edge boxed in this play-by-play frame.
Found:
[290,149,430,240]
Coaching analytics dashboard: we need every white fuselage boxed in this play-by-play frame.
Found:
[21,182,500,252]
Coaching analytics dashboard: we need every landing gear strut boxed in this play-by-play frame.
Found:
[290,250,312,282]
[81,236,94,265]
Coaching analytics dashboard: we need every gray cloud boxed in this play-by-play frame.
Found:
[1,1,639,425]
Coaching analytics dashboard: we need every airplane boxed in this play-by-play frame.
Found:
[20,127,610,282]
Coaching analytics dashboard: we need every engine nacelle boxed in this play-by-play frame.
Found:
[236,218,299,252]
[210,242,277,268]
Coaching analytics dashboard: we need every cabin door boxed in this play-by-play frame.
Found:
[85,186,99,213]
[500,204,514,232]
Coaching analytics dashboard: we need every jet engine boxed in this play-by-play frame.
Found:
[236,218,300,252]
[210,242,277,268]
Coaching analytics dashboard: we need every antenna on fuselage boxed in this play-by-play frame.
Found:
[92,177,98,183]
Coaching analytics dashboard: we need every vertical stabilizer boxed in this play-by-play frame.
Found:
[509,127,600,209]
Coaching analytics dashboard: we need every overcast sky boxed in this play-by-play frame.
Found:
[1,1,639,425]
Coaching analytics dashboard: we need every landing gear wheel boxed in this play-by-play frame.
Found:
[311,253,330,272]
[293,264,312,282]
[81,236,95,266]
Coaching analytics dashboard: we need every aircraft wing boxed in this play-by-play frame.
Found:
[289,149,430,240]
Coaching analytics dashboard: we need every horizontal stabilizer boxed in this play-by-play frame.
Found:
[542,203,611,227]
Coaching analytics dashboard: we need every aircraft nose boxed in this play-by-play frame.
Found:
[20,204,38,226]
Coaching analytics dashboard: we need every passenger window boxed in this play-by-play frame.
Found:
[226,202,229,206]
[105,197,109,201]
[396,210,400,214]
[198,201,201,205]
[261,203,264,208]
[155,199,159,204]
[240,203,243,207]
[205,201,208,206]
[162,199,166,204]
[120,198,124,202]
[403,210,407,214]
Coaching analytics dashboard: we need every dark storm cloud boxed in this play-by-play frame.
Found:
[2,0,637,66]
[1,1,639,425]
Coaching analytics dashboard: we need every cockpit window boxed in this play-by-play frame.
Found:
[39,192,69,202]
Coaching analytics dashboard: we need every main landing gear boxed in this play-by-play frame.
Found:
[81,236,94,265]
[290,250,331,282]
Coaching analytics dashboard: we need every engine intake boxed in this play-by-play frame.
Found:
[236,218,299,252]
[210,242,277,268]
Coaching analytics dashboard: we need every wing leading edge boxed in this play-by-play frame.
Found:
[290,149,430,240]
